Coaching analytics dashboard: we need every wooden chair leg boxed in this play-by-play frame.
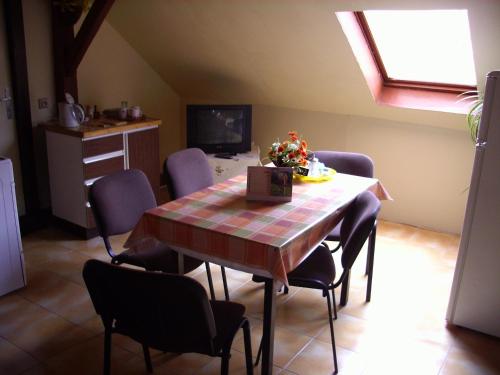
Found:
[103,327,112,375]
[205,262,216,300]
[242,320,254,375]
[142,344,153,373]
[221,266,230,301]
[326,290,339,374]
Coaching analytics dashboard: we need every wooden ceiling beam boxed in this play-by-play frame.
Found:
[52,0,114,102]
[67,0,115,73]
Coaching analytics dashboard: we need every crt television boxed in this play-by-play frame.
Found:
[186,104,252,154]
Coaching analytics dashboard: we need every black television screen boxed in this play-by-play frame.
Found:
[186,104,252,154]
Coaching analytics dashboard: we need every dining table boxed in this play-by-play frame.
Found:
[125,171,391,374]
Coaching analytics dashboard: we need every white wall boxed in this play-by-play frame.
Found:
[250,104,474,234]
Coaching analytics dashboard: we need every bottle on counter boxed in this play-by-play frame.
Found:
[120,101,128,120]
[94,105,100,119]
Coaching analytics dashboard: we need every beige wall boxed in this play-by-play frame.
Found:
[3,0,488,234]
[5,1,182,212]
[251,105,474,234]
[23,0,55,208]
[77,21,182,167]
[0,3,25,214]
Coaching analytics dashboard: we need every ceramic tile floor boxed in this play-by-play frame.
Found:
[1,220,500,374]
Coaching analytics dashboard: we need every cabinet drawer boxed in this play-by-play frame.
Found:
[83,156,124,180]
[83,135,123,158]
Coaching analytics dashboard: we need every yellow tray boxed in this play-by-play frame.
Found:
[294,168,336,182]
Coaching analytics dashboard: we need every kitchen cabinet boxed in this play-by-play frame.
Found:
[43,118,160,238]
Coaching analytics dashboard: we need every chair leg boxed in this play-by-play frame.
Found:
[221,347,231,375]
[103,327,112,375]
[221,266,230,301]
[366,225,377,302]
[331,288,338,320]
[142,344,153,373]
[205,262,216,300]
[254,337,263,367]
[365,243,370,276]
[340,269,351,306]
[326,290,339,374]
[242,320,254,375]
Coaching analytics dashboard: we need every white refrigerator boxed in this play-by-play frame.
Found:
[0,157,26,296]
[447,71,500,338]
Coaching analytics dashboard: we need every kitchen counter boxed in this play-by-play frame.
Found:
[41,117,161,139]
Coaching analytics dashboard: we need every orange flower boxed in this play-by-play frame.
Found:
[288,131,298,141]
[269,131,309,168]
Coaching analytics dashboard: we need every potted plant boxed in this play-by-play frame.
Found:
[459,91,483,142]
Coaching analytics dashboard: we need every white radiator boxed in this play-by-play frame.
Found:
[0,157,26,296]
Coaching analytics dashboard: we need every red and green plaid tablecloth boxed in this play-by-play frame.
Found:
[125,173,391,285]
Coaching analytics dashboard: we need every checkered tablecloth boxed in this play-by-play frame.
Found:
[125,173,391,285]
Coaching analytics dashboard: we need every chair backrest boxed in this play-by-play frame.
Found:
[314,151,374,178]
[89,169,157,238]
[164,148,214,199]
[340,191,381,270]
[83,259,218,355]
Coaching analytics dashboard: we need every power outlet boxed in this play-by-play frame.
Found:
[38,97,48,109]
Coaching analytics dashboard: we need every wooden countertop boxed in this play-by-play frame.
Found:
[41,117,161,139]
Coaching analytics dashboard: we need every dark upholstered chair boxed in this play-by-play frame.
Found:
[83,259,253,375]
[255,191,381,373]
[89,169,219,300]
[315,150,377,304]
[164,148,229,301]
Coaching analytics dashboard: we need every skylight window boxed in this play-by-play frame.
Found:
[358,10,477,91]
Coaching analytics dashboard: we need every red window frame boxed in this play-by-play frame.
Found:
[354,11,477,94]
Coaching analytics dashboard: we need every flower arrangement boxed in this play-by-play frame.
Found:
[268,131,309,168]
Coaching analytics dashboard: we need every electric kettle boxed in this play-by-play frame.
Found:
[58,93,85,128]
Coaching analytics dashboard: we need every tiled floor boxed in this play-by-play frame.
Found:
[1,220,500,374]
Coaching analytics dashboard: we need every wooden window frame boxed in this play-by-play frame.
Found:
[354,11,477,95]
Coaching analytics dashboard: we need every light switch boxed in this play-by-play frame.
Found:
[38,97,48,109]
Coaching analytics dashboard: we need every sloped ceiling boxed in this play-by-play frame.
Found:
[107,0,500,128]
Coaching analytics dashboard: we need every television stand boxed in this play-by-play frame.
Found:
[207,144,261,183]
